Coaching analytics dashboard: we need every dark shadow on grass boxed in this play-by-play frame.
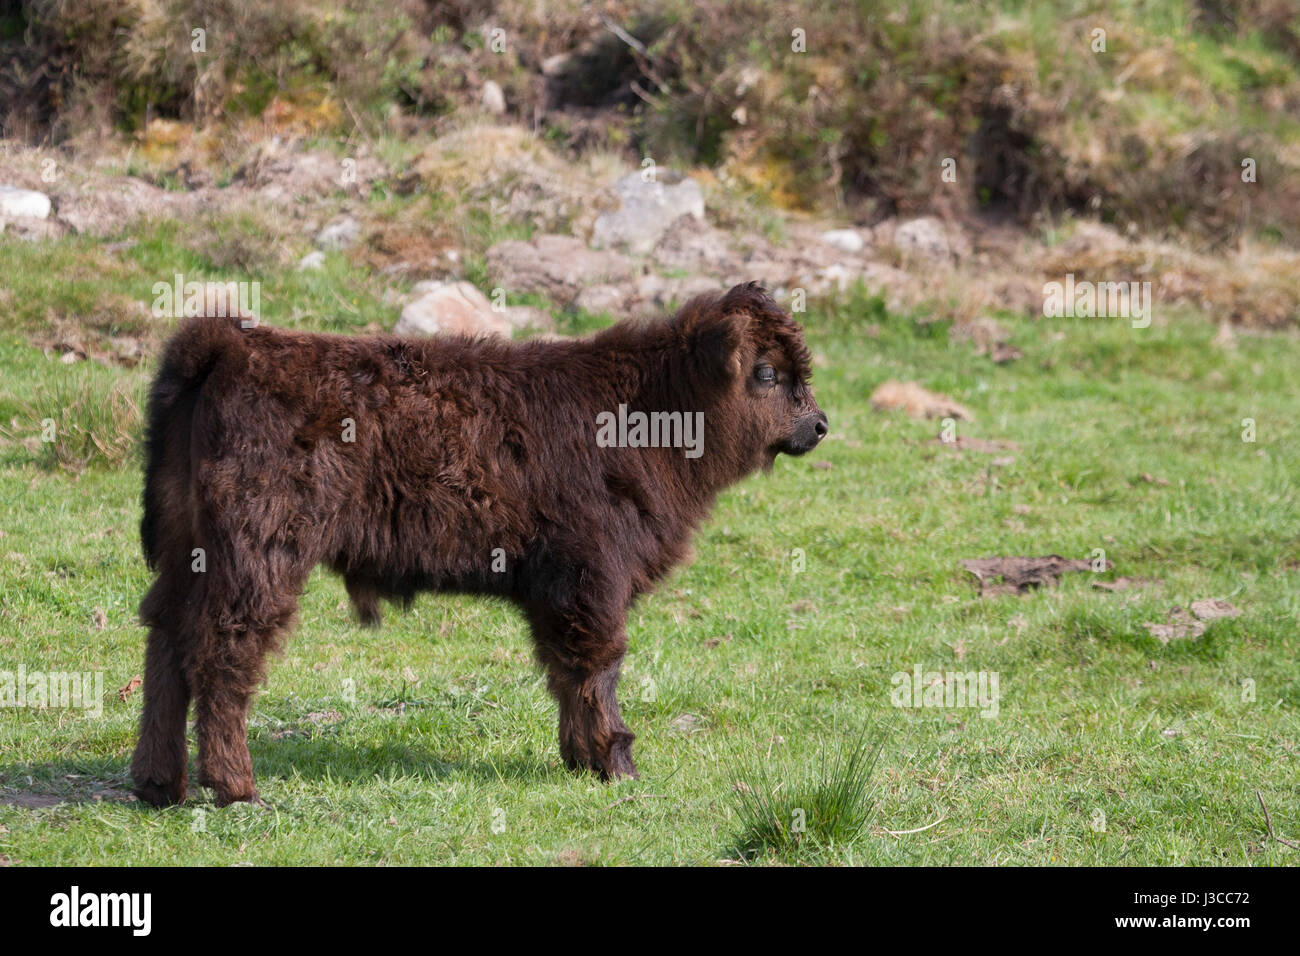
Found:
[0,754,135,808]
[0,739,568,813]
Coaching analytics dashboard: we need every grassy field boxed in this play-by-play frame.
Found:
[0,233,1297,865]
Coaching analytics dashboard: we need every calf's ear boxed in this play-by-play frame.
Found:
[686,306,746,383]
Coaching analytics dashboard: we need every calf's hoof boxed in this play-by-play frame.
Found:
[599,763,640,782]
[201,774,261,808]
[599,753,639,781]
[566,733,638,781]
[212,788,263,808]
[132,777,186,808]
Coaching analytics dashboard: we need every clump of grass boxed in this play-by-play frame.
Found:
[22,372,143,472]
[193,208,296,272]
[728,723,888,860]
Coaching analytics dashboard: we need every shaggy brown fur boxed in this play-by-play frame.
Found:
[130,282,826,806]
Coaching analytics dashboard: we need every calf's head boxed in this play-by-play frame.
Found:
[677,282,827,472]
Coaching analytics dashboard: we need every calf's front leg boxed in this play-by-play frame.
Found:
[531,610,638,780]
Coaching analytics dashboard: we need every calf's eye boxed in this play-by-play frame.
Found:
[754,365,776,383]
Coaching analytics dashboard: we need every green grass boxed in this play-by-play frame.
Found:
[728,721,888,860]
[0,239,1298,865]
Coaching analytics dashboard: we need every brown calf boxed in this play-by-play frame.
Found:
[130,282,826,806]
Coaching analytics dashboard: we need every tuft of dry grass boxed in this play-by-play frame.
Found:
[16,372,144,472]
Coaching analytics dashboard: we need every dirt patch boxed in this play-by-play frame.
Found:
[1145,608,1206,643]
[1033,221,1300,330]
[358,224,457,277]
[1144,599,1241,643]
[961,555,1107,597]
[0,785,133,808]
[0,791,62,809]
[1189,599,1242,621]
[872,381,973,420]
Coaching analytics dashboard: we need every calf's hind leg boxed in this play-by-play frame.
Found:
[131,636,191,805]
[191,588,301,806]
[131,575,195,807]
[191,655,262,807]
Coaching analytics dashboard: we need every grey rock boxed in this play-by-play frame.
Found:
[53,176,197,235]
[486,234,636,302]
[820,228,866,254]
[2,217,63,241]
[575,284,626,316]
[592,172,705,255]
[394,281,512,338]
[0,184,52,220]
[892,217,970,262]
[481,81,506,115]
[649,216,742,277]
[315,215,361,250]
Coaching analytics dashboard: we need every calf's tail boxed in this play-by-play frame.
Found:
[140,317,244,570]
